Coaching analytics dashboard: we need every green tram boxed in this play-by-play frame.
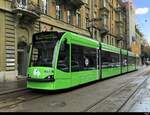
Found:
[27,31,139,90]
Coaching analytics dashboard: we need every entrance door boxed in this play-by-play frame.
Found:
[17,42,28,76]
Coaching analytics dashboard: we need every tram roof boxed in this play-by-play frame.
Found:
[63,32,99,49]
[128,51,136,57]
[101,43,121,54]
[121,49,128,55]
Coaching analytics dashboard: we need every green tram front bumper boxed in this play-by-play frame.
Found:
[27,81,54,90]
[27,67,55,90]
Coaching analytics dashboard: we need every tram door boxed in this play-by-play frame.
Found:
[17,42,28,76]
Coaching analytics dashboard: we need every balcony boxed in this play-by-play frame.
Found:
[115,7,125,23]
[115,7,125,13]
[11,0,40,24]
[100,10,109,17]
[99,16,109,35]
[116,29,124,41]
[117,33,124,40]
[55,0,84,11]
[99,24,109,35]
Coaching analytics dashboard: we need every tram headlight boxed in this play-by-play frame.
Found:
[45,75,55,81]
[48,76,51,79]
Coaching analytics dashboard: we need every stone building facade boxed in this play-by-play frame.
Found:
[99,0,127,48]
[131,26,143,56]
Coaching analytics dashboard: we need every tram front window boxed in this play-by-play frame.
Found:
[30,33,59,67]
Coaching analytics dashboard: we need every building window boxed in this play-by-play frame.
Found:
[114,38,116,46]
[112,10,113,20]
[107,36,109,44]
[67,10,73,24]
[42,0,48,14]
[103,16,108,26]
[94,30,97,39]
[56,5,63,20]
[16,0,27,9]
[86,17,89,29]
[84,0,89,4]
[111,38,114,45]
[94,12,97,18]
[76,13,81,27]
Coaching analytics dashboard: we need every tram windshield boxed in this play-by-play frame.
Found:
[30,32,63,67]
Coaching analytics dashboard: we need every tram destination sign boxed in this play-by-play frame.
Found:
[33,32,59,42]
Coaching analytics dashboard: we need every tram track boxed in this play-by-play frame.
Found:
[83,67,150,112]
[116,75,150,112]
[0,89,49,110]
[82,76,140,112]
[83,75,149,112]
[0,88,26,96]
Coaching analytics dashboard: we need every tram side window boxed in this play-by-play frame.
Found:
[71,45,83,72]
[101,50,120,68]
[122,55,128,66]
[136,57,140,66]
[57,43,69,72]
[83,47,97,70]
[128,56,135,66]
[71,44,97,72]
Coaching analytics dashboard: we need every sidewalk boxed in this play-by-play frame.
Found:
[0,78,27,95]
